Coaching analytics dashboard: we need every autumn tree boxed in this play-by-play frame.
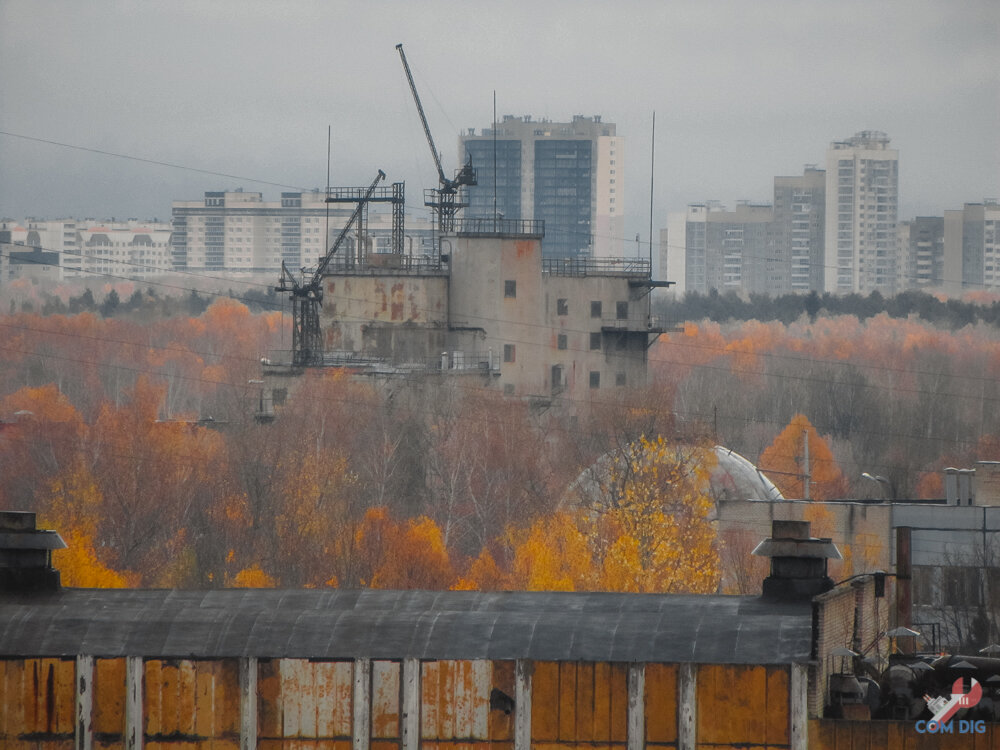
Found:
[759,414,848,500]
[591,436,720,593]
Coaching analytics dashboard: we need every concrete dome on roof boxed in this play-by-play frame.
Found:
[565,443,783,512]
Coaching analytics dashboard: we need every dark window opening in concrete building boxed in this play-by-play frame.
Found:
[616,301,628,319]
[591,301,602,318]
[590,332,601,350]
[590,371,600,388]
[503,344,515,363]
[504,279,516,298]
[557,298,568,315]
[557,334,567,350]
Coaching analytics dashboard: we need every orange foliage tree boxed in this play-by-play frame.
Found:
[759,414,848,500]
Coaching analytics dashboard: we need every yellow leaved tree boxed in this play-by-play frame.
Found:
[592,436,720,593]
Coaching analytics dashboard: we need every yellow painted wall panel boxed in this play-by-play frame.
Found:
[193,663,215,738]
[697,664,769,745]
[177,661,197,736]
[643,663,677,744]
[161,662,180,736]
[530,662,560,742]
[608,663,628,744]
[557,662,576,741]
[592,661,611,743]
[764,665,789,746]
[488,661,515,742]
[145,660,163,736]
[93,657,125,738]
[575,662,595,742]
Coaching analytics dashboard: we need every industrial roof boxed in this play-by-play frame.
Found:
[0,588,812,664]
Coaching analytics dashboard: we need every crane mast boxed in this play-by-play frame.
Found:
[396,43,476,237]
[277,169,386,366]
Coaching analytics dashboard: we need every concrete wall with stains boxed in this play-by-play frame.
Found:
[320,275,449,361]
[542,274,652,397]
[450,235,547,396]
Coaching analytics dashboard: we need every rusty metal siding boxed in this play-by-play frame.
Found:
[370,660,399,740]
[143,659,239,746]
[0,658,75,748]
[420,660,490,742]
[258,659,353,744]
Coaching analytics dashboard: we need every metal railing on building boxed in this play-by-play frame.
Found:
[542,257,651,277]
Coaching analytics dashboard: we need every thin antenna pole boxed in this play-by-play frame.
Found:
[648,111,655,268]
[648,111,655,322]
[493,90,498,224]
[325,126,331,260]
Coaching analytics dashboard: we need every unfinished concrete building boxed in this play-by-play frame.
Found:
[265,218,665,410]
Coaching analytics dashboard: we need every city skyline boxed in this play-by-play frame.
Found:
[1,1,997,248]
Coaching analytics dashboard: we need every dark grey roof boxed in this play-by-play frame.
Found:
[0,588,812,664]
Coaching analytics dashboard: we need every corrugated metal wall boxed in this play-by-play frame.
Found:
[2,656,997,749]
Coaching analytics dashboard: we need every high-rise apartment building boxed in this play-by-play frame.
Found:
[823,131,899,294]
[459,115,623,260]
[773,166,825,293]
[899,217,945,290]
[943,201,1000,293]
[171,189,434,274]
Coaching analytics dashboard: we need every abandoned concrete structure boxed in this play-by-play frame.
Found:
[264,218,665,411]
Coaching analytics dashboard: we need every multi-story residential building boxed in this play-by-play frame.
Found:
[171,188,434,275]
[0,219,172,284]
[78,222,173,281]
[773,166,825,293]
[668,201,774,295]
[898,216,945,291]
[823,131,899,294]
[459,115,623,261]
[943,200,1000,294]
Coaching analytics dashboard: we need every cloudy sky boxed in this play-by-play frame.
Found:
[1,0,997,244]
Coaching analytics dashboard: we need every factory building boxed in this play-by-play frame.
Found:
[3,512,951,750]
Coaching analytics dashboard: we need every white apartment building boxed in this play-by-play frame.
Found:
[823,131,899,294]
[171,189,434,275]
[0,219,172,284]
[459,115,623,261]
[78,222,173,281]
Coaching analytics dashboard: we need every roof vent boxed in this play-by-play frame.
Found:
[752,520,841,601]
[0,511,66,593]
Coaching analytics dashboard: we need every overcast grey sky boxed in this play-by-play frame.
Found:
[1,0,997,245]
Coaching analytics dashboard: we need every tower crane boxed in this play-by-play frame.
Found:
[276,169,386,366]
[396,43,476,237]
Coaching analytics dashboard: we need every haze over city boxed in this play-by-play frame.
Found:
[1,0,997,241]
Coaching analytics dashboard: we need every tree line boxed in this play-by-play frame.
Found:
[0,294,997,591]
